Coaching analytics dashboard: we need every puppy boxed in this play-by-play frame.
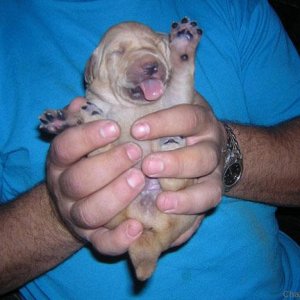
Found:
[40,18,202,281]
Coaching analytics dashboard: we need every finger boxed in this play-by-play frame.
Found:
[142,141,220,178]
[156,173,223,214]
[131,104,213,140]
[59,143,142,199]
[70,168,145,228]
[49,120,120,168]
[88,219,143,256]
[171,215,204,247]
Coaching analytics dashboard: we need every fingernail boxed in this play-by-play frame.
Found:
[126,222,143,239]
[99,121,119,138]
[159,194,178,212]
[132,122,150,139]
[125,143,142,162]
[145,157,164,176]
[126,169,145,189]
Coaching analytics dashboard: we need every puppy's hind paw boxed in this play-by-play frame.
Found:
[160,136,185,151]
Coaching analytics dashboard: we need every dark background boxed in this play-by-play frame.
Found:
[269,0,300,245]
[270,0,300,53]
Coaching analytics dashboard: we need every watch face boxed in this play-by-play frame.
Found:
[224,162,242,187]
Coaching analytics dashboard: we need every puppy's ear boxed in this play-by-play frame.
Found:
[157,34,171,70]
[84,53,96,85]
[84,46,104,86]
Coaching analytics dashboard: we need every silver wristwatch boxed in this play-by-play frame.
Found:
[223,123,243,192]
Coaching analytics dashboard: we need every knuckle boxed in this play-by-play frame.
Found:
[187,105,202,131]
[170,152,184,176]
[209,178,223,207]
[206,143,219,171]
[60,169,83,198]
[49,136,70,165]
[90,225,128,256]
[71,200,98,228]
[80,124,99,149]
[162,151,185,177]
[107,146,135,172]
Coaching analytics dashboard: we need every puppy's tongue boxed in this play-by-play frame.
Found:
[140,79,164,101]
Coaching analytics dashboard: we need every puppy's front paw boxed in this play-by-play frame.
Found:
[169,17,202,61]
[39,109,70,134]
[81,101,103,116]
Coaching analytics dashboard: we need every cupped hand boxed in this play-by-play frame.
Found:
[46,98,145,256]
[131,93,226,245]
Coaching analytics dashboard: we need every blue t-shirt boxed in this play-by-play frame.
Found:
[1,0,300,299]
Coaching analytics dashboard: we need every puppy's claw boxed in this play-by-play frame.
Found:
[171,22,179,29]
[181,17,189,23]
[57,110,65,120]
[197,28,203,35]
[39,118,48,125]
[45,112,54,121]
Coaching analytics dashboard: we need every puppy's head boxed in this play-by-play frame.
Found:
[85,22,171,106]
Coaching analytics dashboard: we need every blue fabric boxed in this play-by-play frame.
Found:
[1,0,300,299]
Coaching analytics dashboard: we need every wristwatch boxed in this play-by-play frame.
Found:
[223,123,243,192]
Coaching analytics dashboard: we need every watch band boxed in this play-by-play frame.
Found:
[223,123,243,192]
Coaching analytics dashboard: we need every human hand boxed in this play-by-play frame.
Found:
[131,93,226,245]
[46,97,145,256]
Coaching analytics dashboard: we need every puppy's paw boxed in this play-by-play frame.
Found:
[160,136,185,151]
[81,101,103,116]
[39,109,70,134]
[169,17,202,61]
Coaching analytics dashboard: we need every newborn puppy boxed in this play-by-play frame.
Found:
[40,18,202,281]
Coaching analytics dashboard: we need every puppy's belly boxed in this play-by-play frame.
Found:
[127,178,164,228]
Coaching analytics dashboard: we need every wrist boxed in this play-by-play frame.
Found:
[44,184,85,246]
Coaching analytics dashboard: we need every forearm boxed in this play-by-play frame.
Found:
[227,118,300,206]
[0,184,83,295]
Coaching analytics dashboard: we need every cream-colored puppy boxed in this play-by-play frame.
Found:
[40,18,202,280]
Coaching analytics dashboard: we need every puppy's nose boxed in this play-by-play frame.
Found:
[144,63,159,76]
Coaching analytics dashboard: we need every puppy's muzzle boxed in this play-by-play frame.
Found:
[125,54,168,102]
